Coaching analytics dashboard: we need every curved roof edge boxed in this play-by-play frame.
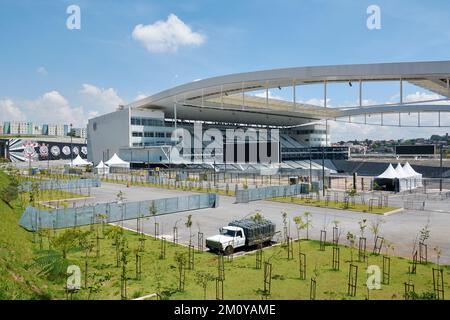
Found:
[127,60,450,109]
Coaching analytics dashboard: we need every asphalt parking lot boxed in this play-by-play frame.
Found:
[73,182,450,264]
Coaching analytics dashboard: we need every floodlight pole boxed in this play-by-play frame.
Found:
[309,144,312,186]
[173,100,177,171]
[359,80,363,107]
[400,78,403,104]
[174,102,177,131]
[440,144,443,193]
[322,146,325,197]
[292,80,296,109]
[323,81,327,196]
[70,123,73,167]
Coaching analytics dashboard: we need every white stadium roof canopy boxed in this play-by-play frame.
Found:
[125,61,450,127]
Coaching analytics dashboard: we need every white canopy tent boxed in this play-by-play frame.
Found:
[375,163,422,192]
[68,155,93,167]
[95,160,109,175]
[394,163,409,178]
[377,164,397,179]
[374,164,398,191]
[403,162,423,188]
[105,153,130,168]
[394,163,411,191]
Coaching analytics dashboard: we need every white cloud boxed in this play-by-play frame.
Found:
[329,121,378,142]
[80,84,124,113]
[132,14,205,53]
[404,91,449,104]
[0,99,26,121]
[134,93,149,101]
[302,98,331,107]
[253,90,283,101]
[37,66,48,76]
[0,84,124,127]
[88,110,99,118]
[26,91,86,126]
[324,91,450,141]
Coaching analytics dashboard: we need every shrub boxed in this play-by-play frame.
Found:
[1,177,19,208]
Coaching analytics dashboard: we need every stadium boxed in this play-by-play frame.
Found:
[87,61,450,176]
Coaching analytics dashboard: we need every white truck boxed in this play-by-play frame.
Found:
[206,219,276,255]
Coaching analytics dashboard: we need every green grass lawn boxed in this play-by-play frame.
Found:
[30,226,450,300]
[15,188,87,210]
[0,171,60,299]
[271,196,399,215]
[1,170,448,300]
[29,190,87,209]
[101,177,236,197]
[18,174,81,182]
[24,190,86,202]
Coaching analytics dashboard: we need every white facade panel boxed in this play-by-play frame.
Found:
[87,108,131,164]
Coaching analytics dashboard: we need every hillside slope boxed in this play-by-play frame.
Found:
[0,171,54,299]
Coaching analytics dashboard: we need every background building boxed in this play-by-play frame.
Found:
[1,121,86,138]
[88,61,450,173]
[72,127,87,139]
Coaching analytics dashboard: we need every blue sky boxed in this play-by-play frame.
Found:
[1,0,450,141]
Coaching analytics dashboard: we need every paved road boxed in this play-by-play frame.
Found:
[73,182,450,264]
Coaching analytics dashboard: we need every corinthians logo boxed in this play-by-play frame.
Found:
[22,140,39,160]
[39,143,49,157]
[6,139,88,163]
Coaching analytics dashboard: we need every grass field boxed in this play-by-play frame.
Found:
[101,177,236,197]
[18,174,81,182]
[29,190,87,209]
[0,171,60,299]
[29,226,450,300]
[1,171,448,300]
[271,196,399,215]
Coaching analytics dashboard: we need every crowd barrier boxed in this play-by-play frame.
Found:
[19,193,219,231]
[235,183,309,203]
[19,178,101,192]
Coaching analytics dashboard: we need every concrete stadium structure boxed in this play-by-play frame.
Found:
[87,61,450,172]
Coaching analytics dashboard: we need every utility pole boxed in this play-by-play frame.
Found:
[70,123,73,167]
[309,144,312,185]
[322,145,325,197]
[440,144,443,193]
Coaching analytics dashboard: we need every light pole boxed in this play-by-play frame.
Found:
[440,144,443,192]
[322,145,325,197]
[309,143,312,185]
[70,123,73,167]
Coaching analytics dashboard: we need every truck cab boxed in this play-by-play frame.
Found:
[206,226,246,255]
[206,218,276,255]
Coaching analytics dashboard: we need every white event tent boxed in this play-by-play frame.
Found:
[377,164,397,179]
[374,163,423,192]
[374,164,398,191]
[95,160,110,175]
[403,162,423,188]
[105,153,130,168]
[68,155,93,167]
[394,163,410,191]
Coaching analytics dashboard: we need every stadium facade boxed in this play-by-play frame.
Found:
[87,61,450,172]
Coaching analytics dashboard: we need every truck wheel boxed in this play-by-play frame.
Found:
[224,245,233,256]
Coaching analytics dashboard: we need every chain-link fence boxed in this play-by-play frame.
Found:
[19,193,219,231]
[19,178,101,192]
[235,183,310,203]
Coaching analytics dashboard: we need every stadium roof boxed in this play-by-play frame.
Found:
[127,61,450,127]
